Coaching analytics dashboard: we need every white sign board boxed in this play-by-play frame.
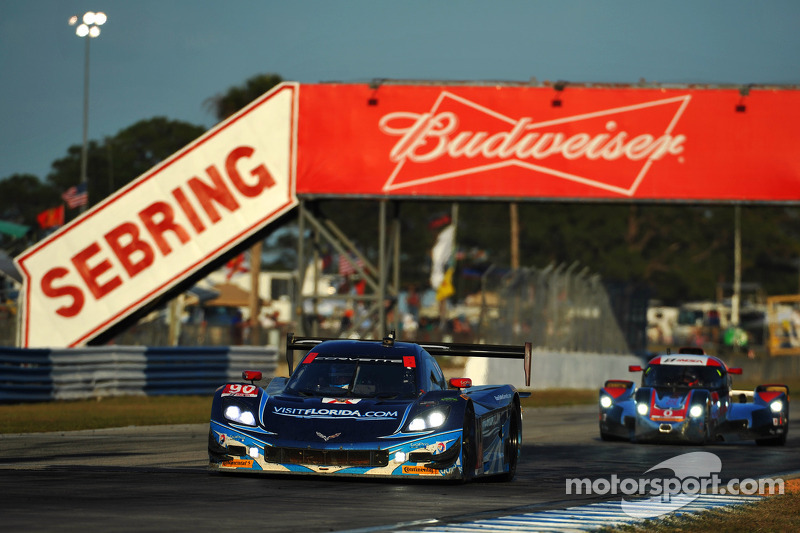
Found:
[15,83,299,347]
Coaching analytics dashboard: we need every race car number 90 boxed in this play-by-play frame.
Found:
[222,384,258,397]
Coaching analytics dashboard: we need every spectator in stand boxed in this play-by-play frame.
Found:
[406,285,421,321]
[707,309,721,346]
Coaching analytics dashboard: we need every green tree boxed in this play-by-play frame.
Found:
[205,73,284,120]
[0,174,61,253]
[45,117,205,213]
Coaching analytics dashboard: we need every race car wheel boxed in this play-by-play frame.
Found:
[599,429,627,441]
[697,407,711,445]
[756,425,788,446]
[460,406,477,482]
[498,404,521,481]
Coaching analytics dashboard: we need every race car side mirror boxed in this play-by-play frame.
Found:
[628,365,643,372]
[728,367,743,375]
[449,378,472,389]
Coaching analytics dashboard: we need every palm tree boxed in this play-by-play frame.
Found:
[204,73,284,121]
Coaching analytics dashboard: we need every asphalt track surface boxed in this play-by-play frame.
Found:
[1,405,797,533]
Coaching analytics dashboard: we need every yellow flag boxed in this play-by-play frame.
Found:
[436,266,455,301]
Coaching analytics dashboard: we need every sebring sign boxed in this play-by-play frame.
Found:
[16,83,298,347]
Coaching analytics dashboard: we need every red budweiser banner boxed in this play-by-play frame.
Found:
[296,83,800,202]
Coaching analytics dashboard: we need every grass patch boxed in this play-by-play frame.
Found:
[3,376,794,435]
[0,395,213,434]
[0,388,596,434]
[604,483,800,532]
[732,377,800,392]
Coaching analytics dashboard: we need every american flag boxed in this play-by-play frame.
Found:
[62,183,88,209]
[338,253,364,276]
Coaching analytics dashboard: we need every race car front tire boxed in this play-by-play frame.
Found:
[756,423,788,446]
[460,406,477,483]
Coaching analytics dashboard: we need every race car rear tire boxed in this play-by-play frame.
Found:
[497,404,521,481]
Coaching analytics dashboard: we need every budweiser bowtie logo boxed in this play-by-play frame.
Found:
[379,91,691,196]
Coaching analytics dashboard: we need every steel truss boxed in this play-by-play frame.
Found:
[293,199,401,337]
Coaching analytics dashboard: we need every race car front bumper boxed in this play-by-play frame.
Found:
[634,415,707,444]
[208,420,467,479]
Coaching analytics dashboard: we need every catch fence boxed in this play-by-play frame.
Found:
[474,263,648,355]
[0,265,647,355]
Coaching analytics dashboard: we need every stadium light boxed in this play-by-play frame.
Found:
[68,12,108,212]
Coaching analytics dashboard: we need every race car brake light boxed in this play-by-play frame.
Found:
[629,365,643,372]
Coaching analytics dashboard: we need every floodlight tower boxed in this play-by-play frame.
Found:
[68,11,107,212]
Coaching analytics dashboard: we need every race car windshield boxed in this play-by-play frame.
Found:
[643,365,725,389]
[286,359,417,399]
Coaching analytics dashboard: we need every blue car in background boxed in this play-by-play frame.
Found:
[599,347,789,445]
[209,333,531,481]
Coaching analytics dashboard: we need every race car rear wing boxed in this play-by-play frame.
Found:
[285,332,532,386]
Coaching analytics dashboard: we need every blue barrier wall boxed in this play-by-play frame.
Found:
[0,345,278,402]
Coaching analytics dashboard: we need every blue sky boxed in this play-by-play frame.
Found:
[2,0,799,182]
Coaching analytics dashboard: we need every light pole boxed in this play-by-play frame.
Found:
[68,11,107,212]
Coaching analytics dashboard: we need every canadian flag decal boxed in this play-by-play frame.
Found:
[379,91,691,197]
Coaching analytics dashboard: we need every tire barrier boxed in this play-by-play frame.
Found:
[0,345,278,403]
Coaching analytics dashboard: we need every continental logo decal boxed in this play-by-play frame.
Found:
[221,459,253,468]
[402,465,438,475]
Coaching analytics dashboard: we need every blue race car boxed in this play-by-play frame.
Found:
[209,332,532,481]
[599,347,789,445]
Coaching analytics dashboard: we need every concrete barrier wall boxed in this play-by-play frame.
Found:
[466,349,800,390]
[725,353,800,384]
[465,349,646,390]
[0,345,278,403]
[3,344,796,401]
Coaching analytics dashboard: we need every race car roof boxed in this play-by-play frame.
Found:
[648,354,724,367]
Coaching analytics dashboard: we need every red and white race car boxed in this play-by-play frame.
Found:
[599,347,789,445]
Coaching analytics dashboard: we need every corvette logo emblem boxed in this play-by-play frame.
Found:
[316,431,341,442]
[378,91,690,197]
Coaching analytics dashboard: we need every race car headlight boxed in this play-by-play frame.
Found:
[689,405,704,418]
[407,406,450,432]
[224,404,256,426]
[770,400,783,413]
[600,395,613,409]
[636,403,649,416]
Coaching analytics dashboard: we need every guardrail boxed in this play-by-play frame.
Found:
[0,345,278,403]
